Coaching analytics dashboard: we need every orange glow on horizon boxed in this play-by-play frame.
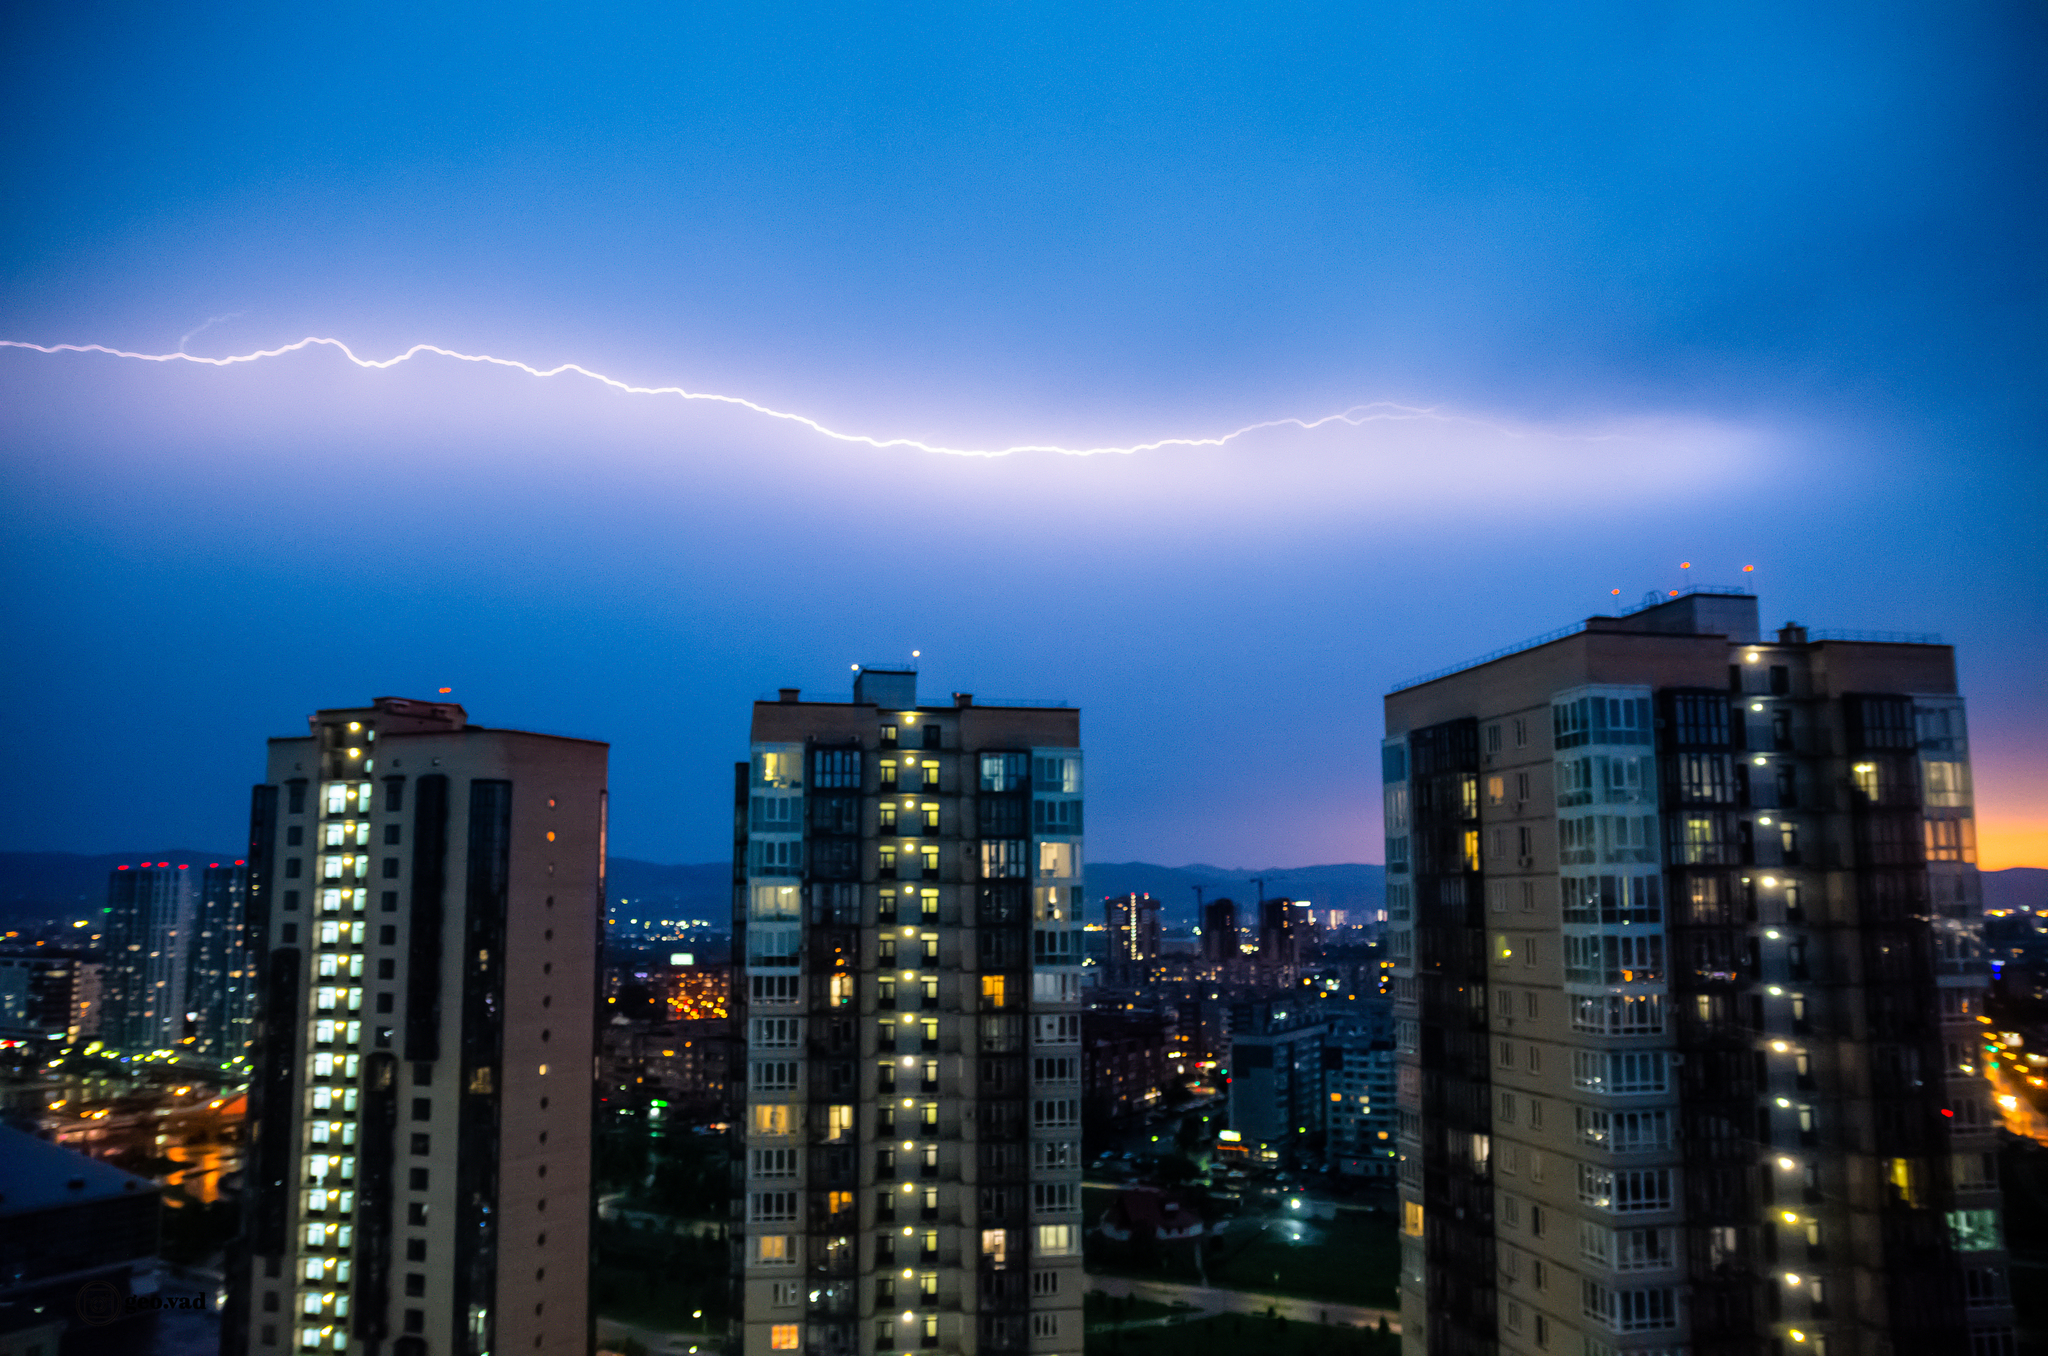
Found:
[1978,816,2048,872]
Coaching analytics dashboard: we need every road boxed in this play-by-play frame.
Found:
[1088,1275,1400,1332]
[596,1315,716,1355]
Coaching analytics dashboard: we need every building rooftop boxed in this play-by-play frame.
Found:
[1387,587,1943,694]
[0,1124,158,1217]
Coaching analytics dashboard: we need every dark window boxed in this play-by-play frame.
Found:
[286,782,307,815]
[413,1063,431,1085]
[978,798,1025,836]
[378,958,396,979]
[263,1292,278,1312]
[375,1026,392,1048]
[283,891,300,912]
[1670,695,1730,747]
[286,825,304,847]
[380,926,397,945]
[409,1167,429,1190]
[284,858,302,879]
[1769,665,1790,695]
[406,1202,427,1226]
[404,1273,425,1297]
[406,1238,427,1261]
[403,1310,424,1334]
[411,1097,431,1120]
[813,748,862,789]
[376,993,394,1012]
[384,780,405,813]
[261,1326,276,1346]
[923,723,942,750]
[411,1133,430,1155]
[280,924,297,943]
[381,891,397,912]
[383,823,401,845]
[382,858,399,879]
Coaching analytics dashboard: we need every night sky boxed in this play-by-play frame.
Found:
[3,4,2042,868]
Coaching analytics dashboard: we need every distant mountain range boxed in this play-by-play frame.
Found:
[2,851,2041,933]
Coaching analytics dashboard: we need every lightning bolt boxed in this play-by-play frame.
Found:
[0,335,1603,459]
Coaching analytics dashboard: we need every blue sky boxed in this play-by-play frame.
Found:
[3,2,2043,865]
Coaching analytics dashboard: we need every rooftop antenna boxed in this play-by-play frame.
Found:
[1192,885,1205,911]
[1253,876,1267,906]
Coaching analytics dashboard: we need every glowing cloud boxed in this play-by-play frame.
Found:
[2,335,1623,461]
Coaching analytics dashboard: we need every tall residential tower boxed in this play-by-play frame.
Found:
[103,862,198,1052]
[227,697,606,1356]
[1385,590,2011,1356]
[733,669,1085,1356]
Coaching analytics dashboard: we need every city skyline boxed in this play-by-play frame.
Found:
[4,6,2044,872]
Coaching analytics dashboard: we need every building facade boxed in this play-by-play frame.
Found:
[103,863,198,1053]
[1385,590,2013,1356]
[732,669,1085,1356]
[226,696,606,1356]
[1102,894,1160,986]
[1226,1001,1330,1152]
[188,860,255,1066]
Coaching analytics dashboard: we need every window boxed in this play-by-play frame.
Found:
[809,748,857,787]
[1031,1270,1059,1296]
[752,1148,796,1178]
[981,841,1028,878]
[1486,724,1502,754]
[1033,1098,1078,1129]
[1582,1282,1677,1332]
[751,1104,793,1136]
[1926,819,1977,863]
[1949,1210,2003,1251]
[750,885,801,920]
[1513,718,1528,748]
[1031,1314,1059,1338]
[1035,1223,1075,1255]
[1577,1165,1673,1212]
[980,753,1028,792]
[1032,1183,1076,1214]
[981,1229,1009,1267]
[1033,755,1081,792]
[751,1062,799,1091]
[1037,842,1076,877]
[755,1234,794,1264]
[1487,776,1506,806]
[751,1191,798,1222]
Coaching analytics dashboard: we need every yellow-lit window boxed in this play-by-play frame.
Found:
[755,1235,792,1263]
[770,1324,800,1350]
[880,759,899,789]
[1462,831,1480,872]
[921,803,940,831]
[827,1105,853,1140]
[981,1229,1008,1267]
[828,1190,853,1216]
[981,976,1007,1008]
[1403,1201,1425,1236]
[829,973,853,1007]
[752,1104,793,1136]
[1486,776,1506,806]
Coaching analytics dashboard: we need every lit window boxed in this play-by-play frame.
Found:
[770,1325,800,1350]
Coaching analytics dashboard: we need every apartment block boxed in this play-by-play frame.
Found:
[1384,590,2011,1356]
[226,696,606,1356]
[188,860,254,1066]
[103,862,197,1053]
[732,669,1085,1356]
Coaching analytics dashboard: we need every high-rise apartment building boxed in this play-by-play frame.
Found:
[188,860,254,1066]
[1103,893,1160,985]
[226,696,606,1356]
[732,669,1085,1356]
[103,862,197,1052]
[1384,590,2012,1356]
